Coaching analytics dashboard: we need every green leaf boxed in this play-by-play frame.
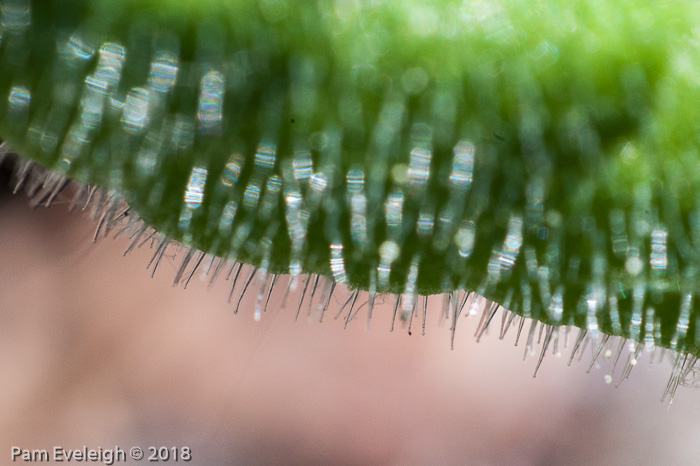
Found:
[2,0,700,357]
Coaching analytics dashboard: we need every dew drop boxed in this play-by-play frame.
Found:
[346,168,365,194]
[171,115,195,149]
[671,293,692,350]
[609,209,629,256]
[292,151,313,184]
[608,292,622,335]
[121,87,151,133]
[148,51,179,93]
[329,243,347,283]
[218,201,238,235]
[586,294,599,334]
[650,226,668,272]
[644,307,655,351]
[258,175,282,221]
[449,140,475,191]
[1,0,30,32]
[384,189,405,237]
[8,84,29,107]
[242,181,262,210]
[63,33,95,61]
[406,146,432,197]
[455,219,476,258]
[197,70,225,135]
[183,166,208,209]
[220,153,245,188]
[416,208,435,238]
[468,295,481,316]
[629,283,645,342]
[309,172,328,195]
[90,42,127,92]
[349,192,368,247]
[401,67,429,94]
[625,252,643,276]
[403,255,421,314]
[548,286,564,322]
[378,240,400,290]
[499,214,523,274]
[255,141,277,172]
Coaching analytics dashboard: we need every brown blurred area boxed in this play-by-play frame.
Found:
[1,158,700,466]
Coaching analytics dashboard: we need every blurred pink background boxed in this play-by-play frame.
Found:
[1,175,700,466]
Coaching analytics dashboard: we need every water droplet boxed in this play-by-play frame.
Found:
[650,226,668,272]
[63,33,95,61]
[548,286,563,322]
[537,266,552,310]
[416,209,435,238]
[183,166,208,208]
[259,175,282,220]
[218,201,238,234]
[671,293,692,350]
[608,292,622,334]
[197,70,225,135]
[530,40,560,69]
[644,307,656,351]
[609,209,629,256]
[78,92,104,131]
[459,0,515,43]
[406,146,432,197]
[58,128,85,171]
[525,178,545,231]
[171,115,195,149]
[499,215,523,273]
[401,67,429,94]
[625,249,643,276]
[454,219,476,258]
[254,142,277,172]
[384,189,405,236]
[449,141,475,191]
[221,153,245,187]
[121,87,151,133]
[148,51,179,93]
[629,283,645,342]
[283,187,310,276]
[378,240,400,290]
[309,172,328,194]
[8,85,29,108]
[403,255,421,314]
[468,295,481,316]
[89,42,126,92]
[520,281,532,318]
[1,0,30,32]
[292,151,313,183]
[329,243,347,283]
[346,168,364,194]
[586,292,599,334]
